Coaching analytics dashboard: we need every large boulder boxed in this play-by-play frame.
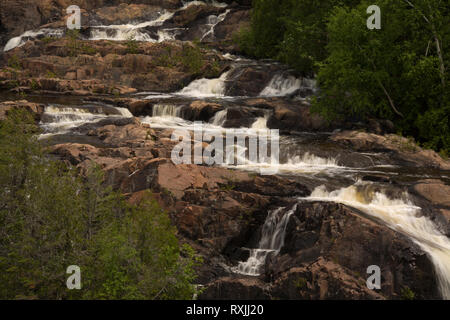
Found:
[264,201,440,299]
[411,179,450,236]
[214,9,251,42]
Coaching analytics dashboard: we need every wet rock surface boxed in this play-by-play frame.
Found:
[1,0,449,301]
[41,115,445,300]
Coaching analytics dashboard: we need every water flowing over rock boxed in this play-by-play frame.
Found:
[1,0,449,301]
[234,205,296,276]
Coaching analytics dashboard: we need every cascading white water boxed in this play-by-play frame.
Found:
[177,71,229,97]
[210,109,227,126]
[260,74,302,97]
[3,29,64,52]
[228,151,341,175]
[200,9,230,41]
[305,181,450,300]
[3,2,231,50]
[234,205,296,276]
[181,1,228,9]
[140,104,192,129]
[89,11,175,42]
[39,105,132,136]
[142,107,227,131]
[251,116,268,130]
[260,73,315,97]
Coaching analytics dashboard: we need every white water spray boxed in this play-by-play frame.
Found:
[260,74,316,97]
[178,71,229,97]
[152,104,183,118]
[200,10,230,41]
[4,29,64,52]
[210,109,227,126]
[39,105,132,136]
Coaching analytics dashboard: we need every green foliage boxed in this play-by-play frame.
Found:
[7,79,20,89]
[81,44,98,55]
[277,0,360,75]
[220,182,235,191]
[294,277,307,289]
[7,55,22,70]
[66,29,80,41]
[125,36,139,54]
[66,30,80,57]
[240,0,449,154]
[0,110,201,300]
[41,36,56,44]
[30,79,40,91]
[181,44,204,74]
[46,70,58,79]
[236,0,360,75]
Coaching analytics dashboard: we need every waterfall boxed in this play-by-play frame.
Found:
[3,29,64,52]
[40,105,132,136]
[228,151,341,175]
[89,11,175,42]
[157,28,185,42]
[200,9,230,42]
[3,2,232,50]
[178,71,229,97]
[210,109,227,126]
[116,107,133,118]
[260,74,303,97]
[234,205,296,276]
[181,1,228,10]
[152,104,183,118]
[140,104,191,129]
[306,181,450,300]
[251,116,268,130]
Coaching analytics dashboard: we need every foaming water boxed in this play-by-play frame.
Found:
[3,1,231,50]
[305,181,450,299]
[89,11,175,42]
[251,116,268,130]
[39,105,132,136]
[228,152,341,175]
[200,10,230,41]
[177,71,229,97]
[142,107,343,175]
[234,205,296,276]
[152,104,183,118]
